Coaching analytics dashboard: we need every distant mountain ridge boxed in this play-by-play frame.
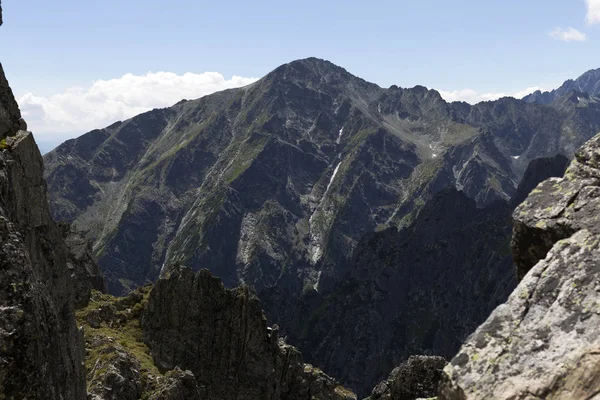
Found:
[523,67,600,104]
[43,58,600,394]
[44,58,600,296]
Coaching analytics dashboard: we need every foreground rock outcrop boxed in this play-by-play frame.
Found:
[77,266,355,400]
[440,133,600,399]
[366,355,446,400]
[78,287,205,400]
[143,264,356,400]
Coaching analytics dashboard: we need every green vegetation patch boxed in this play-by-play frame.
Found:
[76,288,159,379]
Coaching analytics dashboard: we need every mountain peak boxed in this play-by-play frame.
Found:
[261,57,373,90]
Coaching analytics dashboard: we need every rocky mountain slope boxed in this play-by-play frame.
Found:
[524,67,600,104]
[78,265,356,400]
[440,132,600,399]
[44,58,600,298]
[44,57,600,396]
[261,153,567,396]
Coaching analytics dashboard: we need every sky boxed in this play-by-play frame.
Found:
[1,0,600,150]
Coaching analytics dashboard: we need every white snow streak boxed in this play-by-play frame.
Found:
[337,127,344,144]
[326,162,341,193]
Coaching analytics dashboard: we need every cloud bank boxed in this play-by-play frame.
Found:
[17,71,259,141]
[587,0,600,24]
[438,86,545,104]
[549,27,587,42]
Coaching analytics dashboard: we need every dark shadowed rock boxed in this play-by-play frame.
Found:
[275,189,515,396]
[87,343,143,400]
[142,264,356,400]
[440,132,600,399]
[0,134,86,397]
[365,356,446,400]
[59,222,106,307]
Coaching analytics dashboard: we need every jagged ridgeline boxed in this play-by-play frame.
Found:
[44,58,600,297]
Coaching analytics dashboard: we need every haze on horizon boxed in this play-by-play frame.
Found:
[1,0,600,151]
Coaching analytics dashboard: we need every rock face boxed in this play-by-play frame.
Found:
[142,264,356,400]
[148,368,203,400]
[43,58,600,298]
[508,154,569,208]
[439,133,600,399]
[366,356,447,400]
[87,343,144,400]
[266,189,515,396]
[60,222,106,307]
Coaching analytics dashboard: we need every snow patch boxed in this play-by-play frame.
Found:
[313,271,322,291]
[512,155,520,160]
[336,127,344,144]
[429,144,438,158]
[326,162,341,193]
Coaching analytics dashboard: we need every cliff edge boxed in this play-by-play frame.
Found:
[440,133,600,399]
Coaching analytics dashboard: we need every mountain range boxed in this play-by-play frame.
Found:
[43,58,600,395]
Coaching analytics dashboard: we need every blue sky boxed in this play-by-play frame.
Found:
[1,0,599,148]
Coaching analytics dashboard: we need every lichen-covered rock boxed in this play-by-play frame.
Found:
[440,133,600,399]
[366,356,446,400]
[88,343,143,400]
[148,368,203,400]
[511,136,600,280]
[142,264,356,400]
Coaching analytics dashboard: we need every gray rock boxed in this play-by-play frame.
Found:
[142,264,356,400]
[365,356,446,400]
[87,343,143,400]
[148,368,203,400]
[0,134,86,397]
[59,222,107,307]
[440,132,600,399]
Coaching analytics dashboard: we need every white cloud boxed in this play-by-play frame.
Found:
[549,27,587,42]
[587,0,600,24]
[17,71,259,140]
[438,86,546,104]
